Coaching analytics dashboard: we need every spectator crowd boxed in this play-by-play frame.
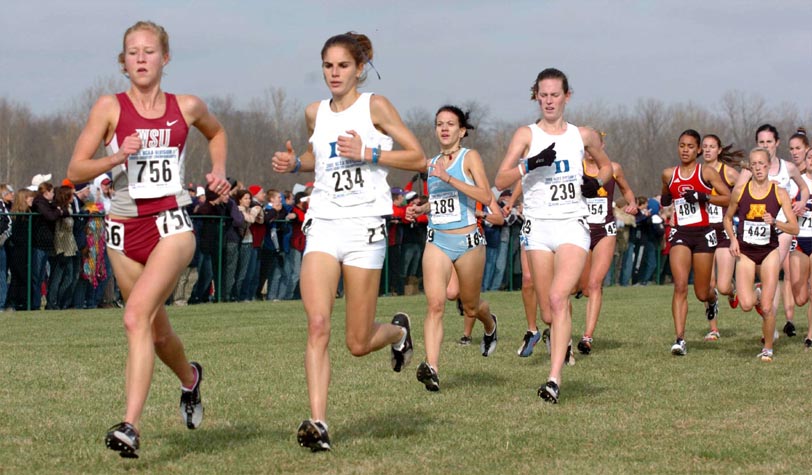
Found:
[0,172,674,311]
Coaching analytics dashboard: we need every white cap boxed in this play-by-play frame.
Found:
[196,186,205,197]
[30,173,52,190]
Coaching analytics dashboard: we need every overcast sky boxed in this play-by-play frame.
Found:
[2,0,811,123]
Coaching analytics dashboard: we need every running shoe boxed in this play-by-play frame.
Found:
[537,380,560,404]
[703,331,721,341]
[728,291,739,309]
[416,361,440,392]
[180,362,204,429]
[756,348,773,362]
[565,341,576,366]
[458,335,472,346]
[542,327,551,354]
[390,312,413,372]
[297,419,331,452]
[105,422,140,458]
[755,283,764,317]
[671,339,687,356]
[706,289,719,321]
[804,338,812,350]
[480,314,498,357]
[574,290,584,299]
[577,336,593,355]
[456,298,464,316]
[517,330,541,357]
[783,321,797,337]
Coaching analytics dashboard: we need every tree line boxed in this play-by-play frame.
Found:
[1,78,809,199]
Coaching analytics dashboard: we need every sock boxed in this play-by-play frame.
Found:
[393,327,407,350]
[181,364,199,392]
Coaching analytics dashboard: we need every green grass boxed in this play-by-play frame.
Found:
[2,286,811,474]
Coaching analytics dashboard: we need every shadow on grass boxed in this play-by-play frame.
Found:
[157,423,268,457]
[442,369,510,390]
[340,408,433,440]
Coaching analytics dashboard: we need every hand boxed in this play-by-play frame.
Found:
[792,201,805,216]
[525,142,556,171]
[581,176,601,198]
[728,239,740,257]
[272,140,296,173]
[428,155,451,183]
[113,132,142,165]
[683,190,709,204]
[404,204,417,222]
[337,130,364,161]
[762,212,774,225]
[660,192,673,207]
[624,203,638,215]
[205,172,230,198]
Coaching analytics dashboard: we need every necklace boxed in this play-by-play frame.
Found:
[440,147,461,160]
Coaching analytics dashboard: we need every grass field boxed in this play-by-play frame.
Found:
[2,285,812,474]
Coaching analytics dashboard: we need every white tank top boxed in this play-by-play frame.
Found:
[770,159,796,196]
[307,93,394,219]
[521,122,587,220]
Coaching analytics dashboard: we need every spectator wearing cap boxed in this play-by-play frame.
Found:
[239,185,266,301]
[257,189,283,300]
[27,173,52,191]
[0,184,13,309]
[400,191,427,295]
[66,182,91,309]
[31,180,68,309]
[188,186,229,304]
[279,190,298,300]
[264,189,295,301]
[381,187,408,295]
[288,191,309,299]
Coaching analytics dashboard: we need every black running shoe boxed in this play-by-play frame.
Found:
[105,422,140,458]
[480,314,498,356]
[390,313,413,372]
[456,298,464,316]
[706,289,718,321]
[577,337,592,355]
[574,290,583,299]
[457,335,472,345]
[542,328,551,353]
[538,380,560,404]
[180,362,204,429]
[805,338,812,350]
[784,321,797,337]
[416,361,440,392]
[297,419,331,452]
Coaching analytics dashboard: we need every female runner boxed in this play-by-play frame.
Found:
[701,134,741,341]
[659,130,730,356]
[576,129,637,355]
[271,32,425,451]
[405,105,498,391]
[67,21,229,458]
[495,68,613,403]
[724,148,798,361]
[737,125,808,338]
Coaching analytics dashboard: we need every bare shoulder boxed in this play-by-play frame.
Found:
[578,125,598,145]
[175,94,208,119]
[305,101,320,125]
[91,94,121,118]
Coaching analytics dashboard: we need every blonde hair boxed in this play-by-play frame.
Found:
[117,21,170,75]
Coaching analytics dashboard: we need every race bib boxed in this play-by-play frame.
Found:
[706,203,723,224]
[743,220,770,246]
[105,219,124,251]
[366,222,387,243]
[156,208,193,238]
[586,197,607,224]
[465,229,485,248]
[542,174,581,213]
[328,162,374,207]
[604,221,617,236]
[430,191,461,225]
[799,211,812,237]
[674,198,701,226]
[128,147,182,199]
